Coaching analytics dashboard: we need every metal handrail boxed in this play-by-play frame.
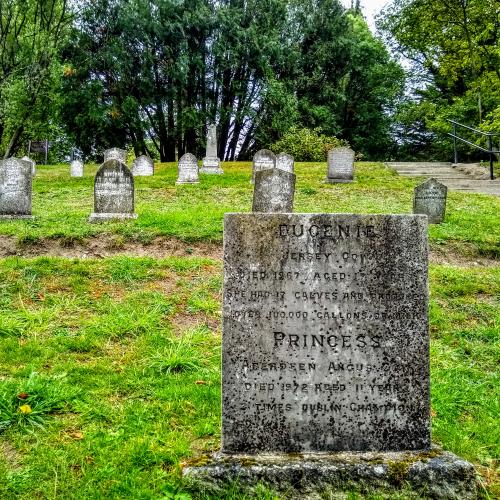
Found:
[447,119,498,180]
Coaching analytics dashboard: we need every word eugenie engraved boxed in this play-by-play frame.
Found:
[223,213,430,454]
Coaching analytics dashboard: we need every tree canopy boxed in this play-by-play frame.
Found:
[5,0,496,162]
[378,0,500,160]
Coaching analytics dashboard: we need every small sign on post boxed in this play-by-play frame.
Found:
[28,140,49,165]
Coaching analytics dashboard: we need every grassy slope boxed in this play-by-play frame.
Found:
[0,162,498,498]
[1,162,498,258]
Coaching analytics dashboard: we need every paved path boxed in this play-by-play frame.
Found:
[386,162,500,196]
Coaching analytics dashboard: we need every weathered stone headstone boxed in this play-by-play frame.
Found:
[200,124,223,174]
[0,158,34,219]
[176,153,199,184]
[276,152,294,174]
[21,156,36,176]
[222,213,430,453]
[184,212,476,496]
[70,160,84,177]
[252,149,276,183]
[413,178,447,224]
[131,155,154,176]
[89,159,137,222]
[252,169,295,213]
[184,212,477,496]
[326,147,354,183]
[103,148,127,163]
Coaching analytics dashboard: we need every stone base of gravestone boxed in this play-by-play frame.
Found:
[200,157,223,174]
[88,212,138,223]
[325,177,353,184]
[183,448,477,499]
[0,214,35,220]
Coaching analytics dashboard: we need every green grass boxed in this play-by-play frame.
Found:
[1,162,498,258]
[0,162,498,497]
[0,256,497,498]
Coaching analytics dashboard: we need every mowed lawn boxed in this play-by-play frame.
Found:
[0,162,498,498]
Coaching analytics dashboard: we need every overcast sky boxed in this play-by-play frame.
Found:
[340,0,391,32]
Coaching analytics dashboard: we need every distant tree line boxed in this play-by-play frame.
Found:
[378,0,500,161]
[1,0,497,163]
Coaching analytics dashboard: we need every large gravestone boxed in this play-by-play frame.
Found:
[70,160,84,177]
[21,156,36,176]
[413,178,447,224]
[103,148,127,163]
[326,147,354,183]
[89,159,137,222]
[253,169,295,213]
[184,213,476,497]
[276,152,294,174]
[131,155,154,176]
[200,124,223,174]
[222,213,430,453]
[0,158,34,219]
[252,149,276,183]
[176,153,199,184]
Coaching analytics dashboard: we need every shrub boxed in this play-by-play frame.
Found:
[270,127,349,162]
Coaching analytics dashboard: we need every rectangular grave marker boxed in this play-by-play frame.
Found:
[0,158,34,219]
[176,153,199,184]
[252,149,276,183]
[326,147,354,183]
[253,169,295,213]
[70,160,84,177]
[413,178,447,224]
[222,213,430,453]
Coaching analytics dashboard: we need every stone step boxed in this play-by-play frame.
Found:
[385,161,499,196]
[387,162,452,168]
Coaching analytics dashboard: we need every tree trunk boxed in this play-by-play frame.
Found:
[4,124,24,159]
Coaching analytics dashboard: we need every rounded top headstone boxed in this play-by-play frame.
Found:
[254,149,276,160]
[276,152,294,173]
[179,153,198,163]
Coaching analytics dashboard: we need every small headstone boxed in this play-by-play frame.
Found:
[252,149,276,183]
[89,159,137,222]
[276,152,294,174]
[176,153,199,184]
[222,213,430,453]
[21,156,36,176]
[252,169,295,213]
[131,155,154,176]
[326,147,354,183]
[413,178,447,224]
[200,125,223,174]
[70,160,84,177]
[0,158,34,219]
[103,148,127,163]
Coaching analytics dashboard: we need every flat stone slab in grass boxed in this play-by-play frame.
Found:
[0,158,34,219]
[222,213,430,453]
[413,178,447,224]
[89,159,137,222]
[176,153,199,184]
[183,449,477,499]
[326,147,354,183]
[131,155,154,176]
